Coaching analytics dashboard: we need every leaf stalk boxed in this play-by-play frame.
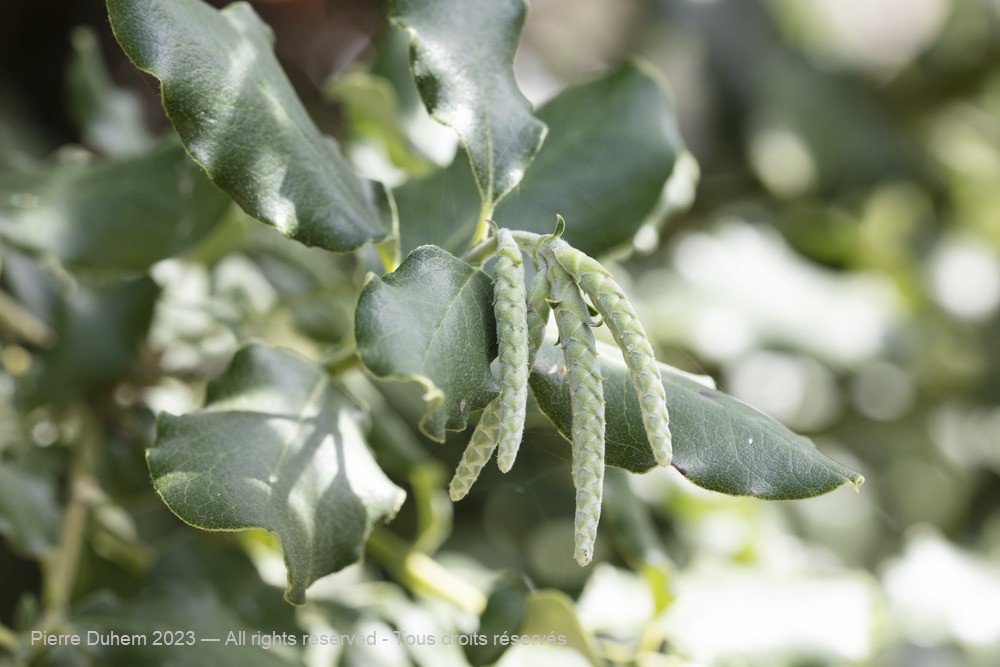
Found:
[366,528,485,614]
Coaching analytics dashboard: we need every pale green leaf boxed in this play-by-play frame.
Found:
[530,340,864,499]
[355,245,499,442]
[106,0,392,252]
[391,0,546,209]
[518,590,603,667]
[497,61,684,256]
[148,343,405,605]
[466,573,531,666]
[0,141,228,271]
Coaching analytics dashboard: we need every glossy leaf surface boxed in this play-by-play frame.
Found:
[391,63,685,258]
[107,0,392,252]
[529,341,863,499]
[497,62,684,256]
[391,0,546,209]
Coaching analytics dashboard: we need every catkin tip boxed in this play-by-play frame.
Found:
[497,450,516,473]
[448,479,469,502]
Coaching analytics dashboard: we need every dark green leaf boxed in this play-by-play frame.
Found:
[66,26,152,156]
[530,341,864,499]
[466,573,531,665]
[602,468,671,568]
[145,537,300,634]
[393,151,481,256]
[0,463,60,558]
[497,61,684,256]
[73,585,303,666]
[68,537,301,665]
[149,343,405,604]
[19,275,159,406]
[243,227,358,344]
[0,141,228,272]
[391,0,546,209]
[106,0,392,252]
[355,245,499,442]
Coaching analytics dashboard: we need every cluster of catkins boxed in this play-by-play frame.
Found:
[449,218,673,565]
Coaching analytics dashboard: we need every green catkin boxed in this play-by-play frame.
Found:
[493,229,529,474]
[525,256,552,368]
[550,240,673,468]
[449,397,503,501]
[545,253,605,567]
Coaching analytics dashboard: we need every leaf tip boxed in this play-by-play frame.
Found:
[283,586,307,606]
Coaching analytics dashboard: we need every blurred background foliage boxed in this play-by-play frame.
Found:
[2,0,1000,665]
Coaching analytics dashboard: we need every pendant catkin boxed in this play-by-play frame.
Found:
[551,241,673,468]
[449,397,503,501]
[493,229,529,474]
[545,253,605,566]
[525,257,551,368]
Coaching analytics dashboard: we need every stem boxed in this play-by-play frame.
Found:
[464,229,551,266]
[43,491,88,616]
[461,235,498,266]
[469,202,495,247]
[375,237,400,274]
[41,409,100,623]
[508,230,549,256]
[366,529,485,614]
[410,463,452,555]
